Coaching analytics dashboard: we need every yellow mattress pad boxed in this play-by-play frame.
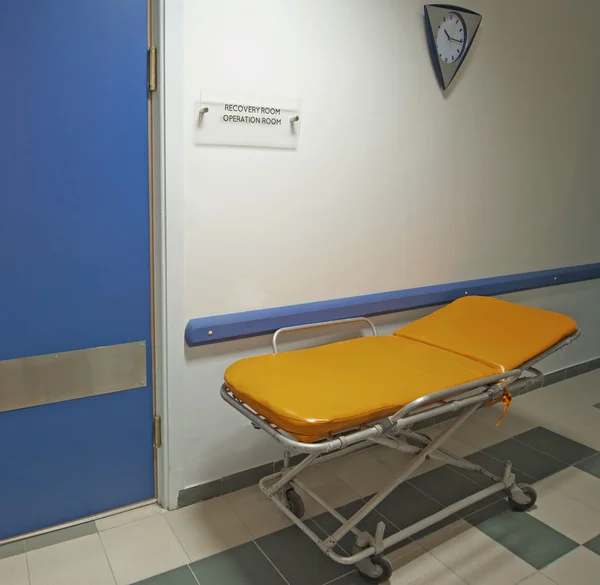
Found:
[225,336,498,442]
[394,296,577,372]
[224,297,577,442]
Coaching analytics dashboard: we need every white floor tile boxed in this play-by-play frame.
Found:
[165,496,252,562]
[540,466,600,513]
[295,476,362,518]
[389,549,468,584]
[223,485,292,539]
[430,526,536,585]
[472,403,537,437]
[326,449,396,497]
[516,573,557,585]
[95,504,164,532]
[100,514,188,585]
[27,534,115,585]
[542,546,600,585]
[296,459,347,488]
[547,371,600,409]
[412,456,444,477]
[0,554,29,585]
[513,374,600,427]
[294,461,361,517]
[528,484,600,543]
[369,444,411,468]
[387,539,427,565]
[451,418,512,451]
[508,399,553,427]
[427,422,479,457]
[544,406,600,451]
[371,443,443,478]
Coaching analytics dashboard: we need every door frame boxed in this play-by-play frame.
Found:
[151,0,187,511]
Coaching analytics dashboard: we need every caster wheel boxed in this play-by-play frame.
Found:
[358,556,392,584]
[284,488,305,518]
[508,484,537,511]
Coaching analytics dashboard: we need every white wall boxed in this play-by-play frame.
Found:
[183,0,600,318]
[161,0,600,500]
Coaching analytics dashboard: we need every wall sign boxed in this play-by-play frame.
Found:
[194,90,301,149]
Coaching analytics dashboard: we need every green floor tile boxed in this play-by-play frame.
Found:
[458,450,535,488]
[467,503,578,569]
[256,523,349,585]
[0,540,25,560]
[375,482,443,530]
[513,427,597,465]
[191,541,287,585]
[483,438,567,481]
[457,494,506,519]
[543,370,566,387]
[133,565,198,585]
[311,499,412,558]
[575,454,600,479]
[584,534,600,556]
[409,465,501,517]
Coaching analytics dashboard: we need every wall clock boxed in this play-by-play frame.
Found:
[424,4,482,91]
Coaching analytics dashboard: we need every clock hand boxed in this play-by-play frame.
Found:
[444,29,451,41]
[450,37,463,43]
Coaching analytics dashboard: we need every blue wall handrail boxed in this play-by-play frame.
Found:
[185,263,600,346]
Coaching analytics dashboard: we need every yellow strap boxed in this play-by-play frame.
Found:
[485,388,513,427]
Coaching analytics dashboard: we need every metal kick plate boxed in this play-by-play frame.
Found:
[0,342,147,413]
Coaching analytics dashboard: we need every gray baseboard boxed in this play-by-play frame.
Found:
[177,357,599,508]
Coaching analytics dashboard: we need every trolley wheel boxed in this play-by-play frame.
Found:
[508,484,537,512]
[284,488,305,518]
[358,556,392,584]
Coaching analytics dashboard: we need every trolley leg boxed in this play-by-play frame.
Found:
[324,404,479,548]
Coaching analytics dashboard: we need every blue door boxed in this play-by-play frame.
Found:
[0,1,154,540]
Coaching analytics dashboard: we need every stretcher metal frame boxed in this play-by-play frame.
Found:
[221,317,580,583]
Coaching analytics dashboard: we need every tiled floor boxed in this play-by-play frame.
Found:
[0,371,598,585]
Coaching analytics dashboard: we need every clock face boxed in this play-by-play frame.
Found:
[436,12,467,65]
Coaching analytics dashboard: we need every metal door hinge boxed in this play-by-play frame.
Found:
[153,415,162,448]
[148,46,157,93]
